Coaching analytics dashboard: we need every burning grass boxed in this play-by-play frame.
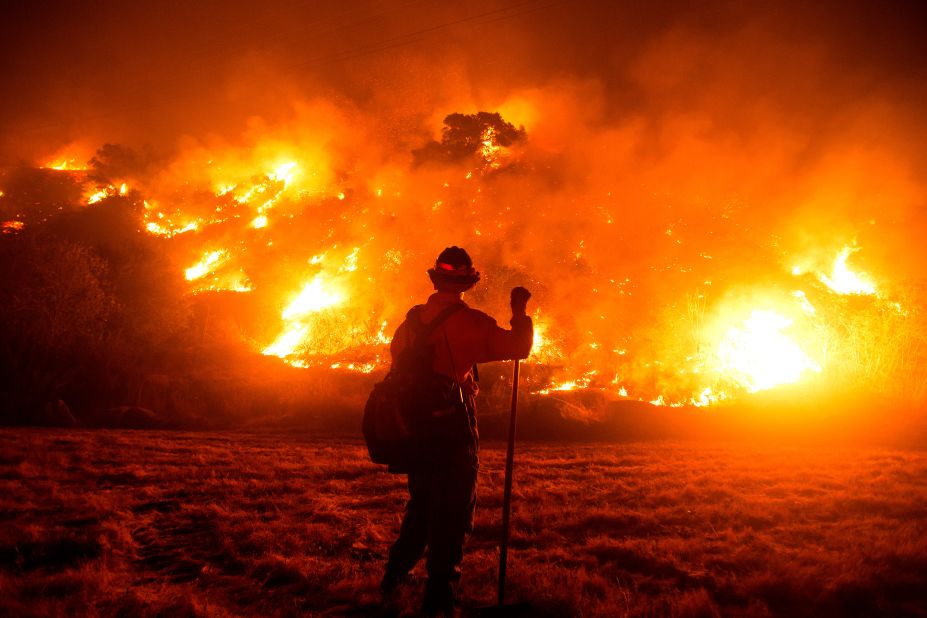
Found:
[1,429,925,616]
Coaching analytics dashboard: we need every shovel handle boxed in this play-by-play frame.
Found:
[498,359,520,606]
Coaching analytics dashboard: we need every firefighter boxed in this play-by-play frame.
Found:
[381,246,533,615]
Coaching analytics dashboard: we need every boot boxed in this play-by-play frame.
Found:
[422,579,457,617]
[380,569,408,602]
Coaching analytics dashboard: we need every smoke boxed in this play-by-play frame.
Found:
[3,0,927,405]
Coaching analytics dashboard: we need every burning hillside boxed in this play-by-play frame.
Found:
[1,1,926,427]
[2,105,923,416]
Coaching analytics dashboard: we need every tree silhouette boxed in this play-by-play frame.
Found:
[0,235,115,422]
[88,143,156,182]
[43,201,193,406]
[413,111,526,168]
[0,191,195,423]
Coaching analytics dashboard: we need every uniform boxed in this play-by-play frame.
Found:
[384,289,533,608]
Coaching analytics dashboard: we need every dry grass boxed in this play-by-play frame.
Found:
[0,429,925,617]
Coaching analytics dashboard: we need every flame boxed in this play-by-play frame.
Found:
[532,328,546,354]
[536,380,579,395]
[1,221,25,233]
[340,247,359,272]
[270,161,298,187]
[480,127,504,168]
[263,274,345,360]
[83,183,128,205]
[198,161,303,233]
[145,219,199,237]
[792,290,816,315]
[535,370,596,395]
[44,158,88,171]
[40,145,93,171]
[184,249,252,293]
[281,275,344,319]
[190,270,253,294]
[25,111,910,408]
[185,250,229,281]
[528,312,562,364]
[223,162,298,204]
[690,387,722,407]
[647,386,727,408]
[374,320,392,345]
[263,325,310,359]
[75,152,893,408]
[85,188,108,204]
[142,199,209,238]
[717,310,821,393]
[819,246,876,296]
[330,361,378,374]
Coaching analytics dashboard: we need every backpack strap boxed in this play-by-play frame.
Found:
[410,303,465,348]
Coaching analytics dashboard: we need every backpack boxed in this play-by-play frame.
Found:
[363,304,468,468]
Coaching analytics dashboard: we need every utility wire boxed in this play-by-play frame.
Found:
[7,0,567,137]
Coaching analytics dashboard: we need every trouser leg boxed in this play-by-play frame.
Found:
[425,458,478,586]
[385,472,428,577]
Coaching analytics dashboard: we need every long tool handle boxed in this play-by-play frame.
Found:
[498,359,520,606]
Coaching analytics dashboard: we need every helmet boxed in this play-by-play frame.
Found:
[427,246,481,292]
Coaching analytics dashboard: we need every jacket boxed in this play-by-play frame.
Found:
[390,291,533,395]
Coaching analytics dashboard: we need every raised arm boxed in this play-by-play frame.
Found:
[481,287,533,361]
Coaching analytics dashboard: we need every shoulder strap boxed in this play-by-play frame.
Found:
[412,303,464,348]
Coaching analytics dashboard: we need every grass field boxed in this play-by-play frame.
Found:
[1,428,925,617]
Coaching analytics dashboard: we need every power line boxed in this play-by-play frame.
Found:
[6,0,567,137]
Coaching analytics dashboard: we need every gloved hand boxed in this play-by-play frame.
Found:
[510,286,531,317]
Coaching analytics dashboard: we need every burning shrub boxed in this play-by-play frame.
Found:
[413,111,526,170]
[87,143,158,184]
